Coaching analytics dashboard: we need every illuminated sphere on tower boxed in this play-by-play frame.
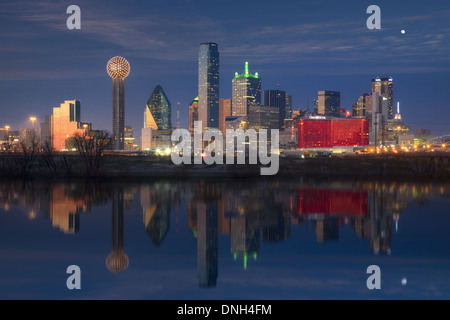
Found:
[107,56,130,79]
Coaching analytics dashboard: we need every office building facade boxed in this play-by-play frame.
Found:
[232,62,261,117]
[352,93,373,119]
[198,42,219,130]
[264,90,286,129]
[298,116,369,148]
[188,97,199,136]
[371,77,394,120]
[219,99,232,133]
[51,100,83,151]
[317,91,341,117]
[145,85,172,131]
[248,105,279,131]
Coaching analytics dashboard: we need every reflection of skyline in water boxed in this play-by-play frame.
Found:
[0,179,449,288]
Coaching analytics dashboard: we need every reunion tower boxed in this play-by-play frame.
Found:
[107,56,130,150]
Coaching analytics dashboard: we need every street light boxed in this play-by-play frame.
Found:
[30,117,37,129]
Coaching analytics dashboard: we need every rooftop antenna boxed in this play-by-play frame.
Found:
[307,98,310,112]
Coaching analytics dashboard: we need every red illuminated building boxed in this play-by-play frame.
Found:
[298,116,369,148]
[296,188,368,217]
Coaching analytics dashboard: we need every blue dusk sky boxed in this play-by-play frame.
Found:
[0,0,449,135]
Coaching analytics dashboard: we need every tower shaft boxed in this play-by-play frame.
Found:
[112,77,125,150]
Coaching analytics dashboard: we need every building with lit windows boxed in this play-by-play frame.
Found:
[51,100,84,151]
[371,77,394,120]
[145,85,172,131]
[19,128,38,149]
[298,116,369,148]
[219,98,232,133]
[198,42,219,130]
[317,91,341,117]
[370,92,389,145]
[232,62,261,117]
[264,89,286,129]
[225,116,248,131]
[248,105,279,131]
[188,97,199,136]
[352,93,373,119]
[286,95,293,119]
[141,85,173,150]
[124,126,135,150]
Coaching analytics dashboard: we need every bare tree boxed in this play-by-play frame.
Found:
[41,139,57,176]
[73,131,111,176]
[19,131,40,177]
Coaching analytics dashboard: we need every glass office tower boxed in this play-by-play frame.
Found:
[198,42,219,130]
[371,77,394,120]
[317,91,341,118]
[145,84,172,131]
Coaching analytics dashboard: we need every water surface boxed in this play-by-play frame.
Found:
[0,178,449,300]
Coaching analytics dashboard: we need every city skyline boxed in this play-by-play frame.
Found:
[0,0,449,136]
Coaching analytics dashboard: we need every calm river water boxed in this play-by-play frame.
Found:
[0,178,449,299]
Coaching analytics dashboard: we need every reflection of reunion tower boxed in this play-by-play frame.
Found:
[106,188,129,274]
[107,56,130,150]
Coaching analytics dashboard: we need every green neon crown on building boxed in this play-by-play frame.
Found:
[235,62,259,79]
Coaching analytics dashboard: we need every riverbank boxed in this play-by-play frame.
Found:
[0,153,449,181]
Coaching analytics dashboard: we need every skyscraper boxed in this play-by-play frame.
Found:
[198,42,219,130]
[232,62,261,116]
[352,93,373,120]
[317,91,341,117]
[107,56,130,150]
[188,97,199,136]
[370,92,389,145]
[51,100,83,151]
[145,85,172,131]
[371,77,394,120]
[264,89,286,129]
[219,99,232,133]
[286,95,293,119]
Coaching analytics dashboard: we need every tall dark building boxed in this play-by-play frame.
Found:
[263,90,286,129]
[198,42,219,130]
[232,62,261,116]
[146,85,172,131]
[318,91,340,117]
[107,56,130,150]
[371,77,394,120]
[286,95,293,119]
